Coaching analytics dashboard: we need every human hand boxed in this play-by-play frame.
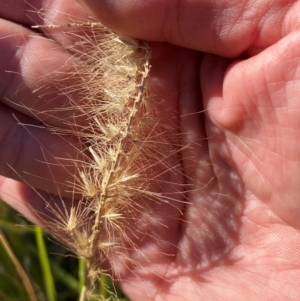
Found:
[1,0,300,300]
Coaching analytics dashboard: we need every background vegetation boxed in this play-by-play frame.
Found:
[0,200,130,301]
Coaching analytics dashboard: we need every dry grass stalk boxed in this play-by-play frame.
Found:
[0,230,38,301]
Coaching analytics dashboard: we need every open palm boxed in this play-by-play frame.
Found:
[1,1,300,300]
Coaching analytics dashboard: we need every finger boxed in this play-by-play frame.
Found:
[0,177,42,225]
[76,0,297,57]
[0,0,45,27]
[202,31,300,228]
[0,0,88,30]
[0,102,85,197]
[0,19,87,129]
[0,0,93,55]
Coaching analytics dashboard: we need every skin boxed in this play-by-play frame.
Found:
[1,0,300,300]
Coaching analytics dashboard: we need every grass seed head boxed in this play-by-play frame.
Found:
[23,9,180,300]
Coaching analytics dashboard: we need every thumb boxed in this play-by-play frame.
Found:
[76,0,292,57]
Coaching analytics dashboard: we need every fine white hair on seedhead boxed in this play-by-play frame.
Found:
[28,14,183,300]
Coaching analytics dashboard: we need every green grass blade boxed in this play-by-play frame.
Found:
[35,226,56,301]
[78,257,86,296]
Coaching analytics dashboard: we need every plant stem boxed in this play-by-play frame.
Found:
[34,226,56,301]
